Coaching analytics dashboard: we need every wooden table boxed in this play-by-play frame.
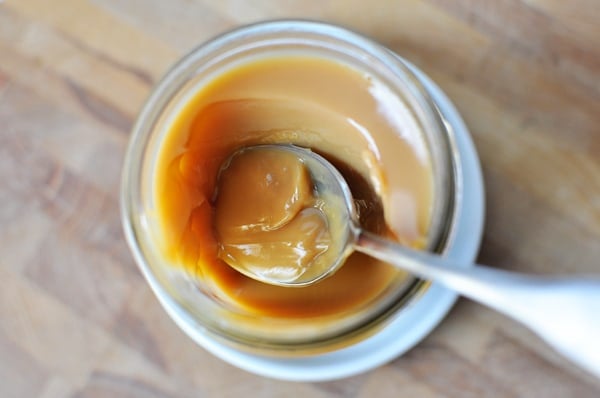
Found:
[1,1,599,396]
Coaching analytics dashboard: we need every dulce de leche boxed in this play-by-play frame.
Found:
[214,147,332,283]
[154,55,434,317]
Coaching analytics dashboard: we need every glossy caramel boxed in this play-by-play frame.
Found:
[153,56,433,317]
[214,147,332,283]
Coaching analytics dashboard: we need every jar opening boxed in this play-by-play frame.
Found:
[122,20,458,353]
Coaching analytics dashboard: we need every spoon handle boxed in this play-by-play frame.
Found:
[356,231,600,378]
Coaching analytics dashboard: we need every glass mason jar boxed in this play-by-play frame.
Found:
[121,20,481,379]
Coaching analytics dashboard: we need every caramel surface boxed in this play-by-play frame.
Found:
[214,147,332,283]
[154,55,433,317]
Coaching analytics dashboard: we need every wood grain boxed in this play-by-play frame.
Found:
[1,0,599,396]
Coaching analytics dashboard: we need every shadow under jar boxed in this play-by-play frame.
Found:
[121,21,458,355]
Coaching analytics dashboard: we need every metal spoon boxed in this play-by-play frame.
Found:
[220,144,600,378]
